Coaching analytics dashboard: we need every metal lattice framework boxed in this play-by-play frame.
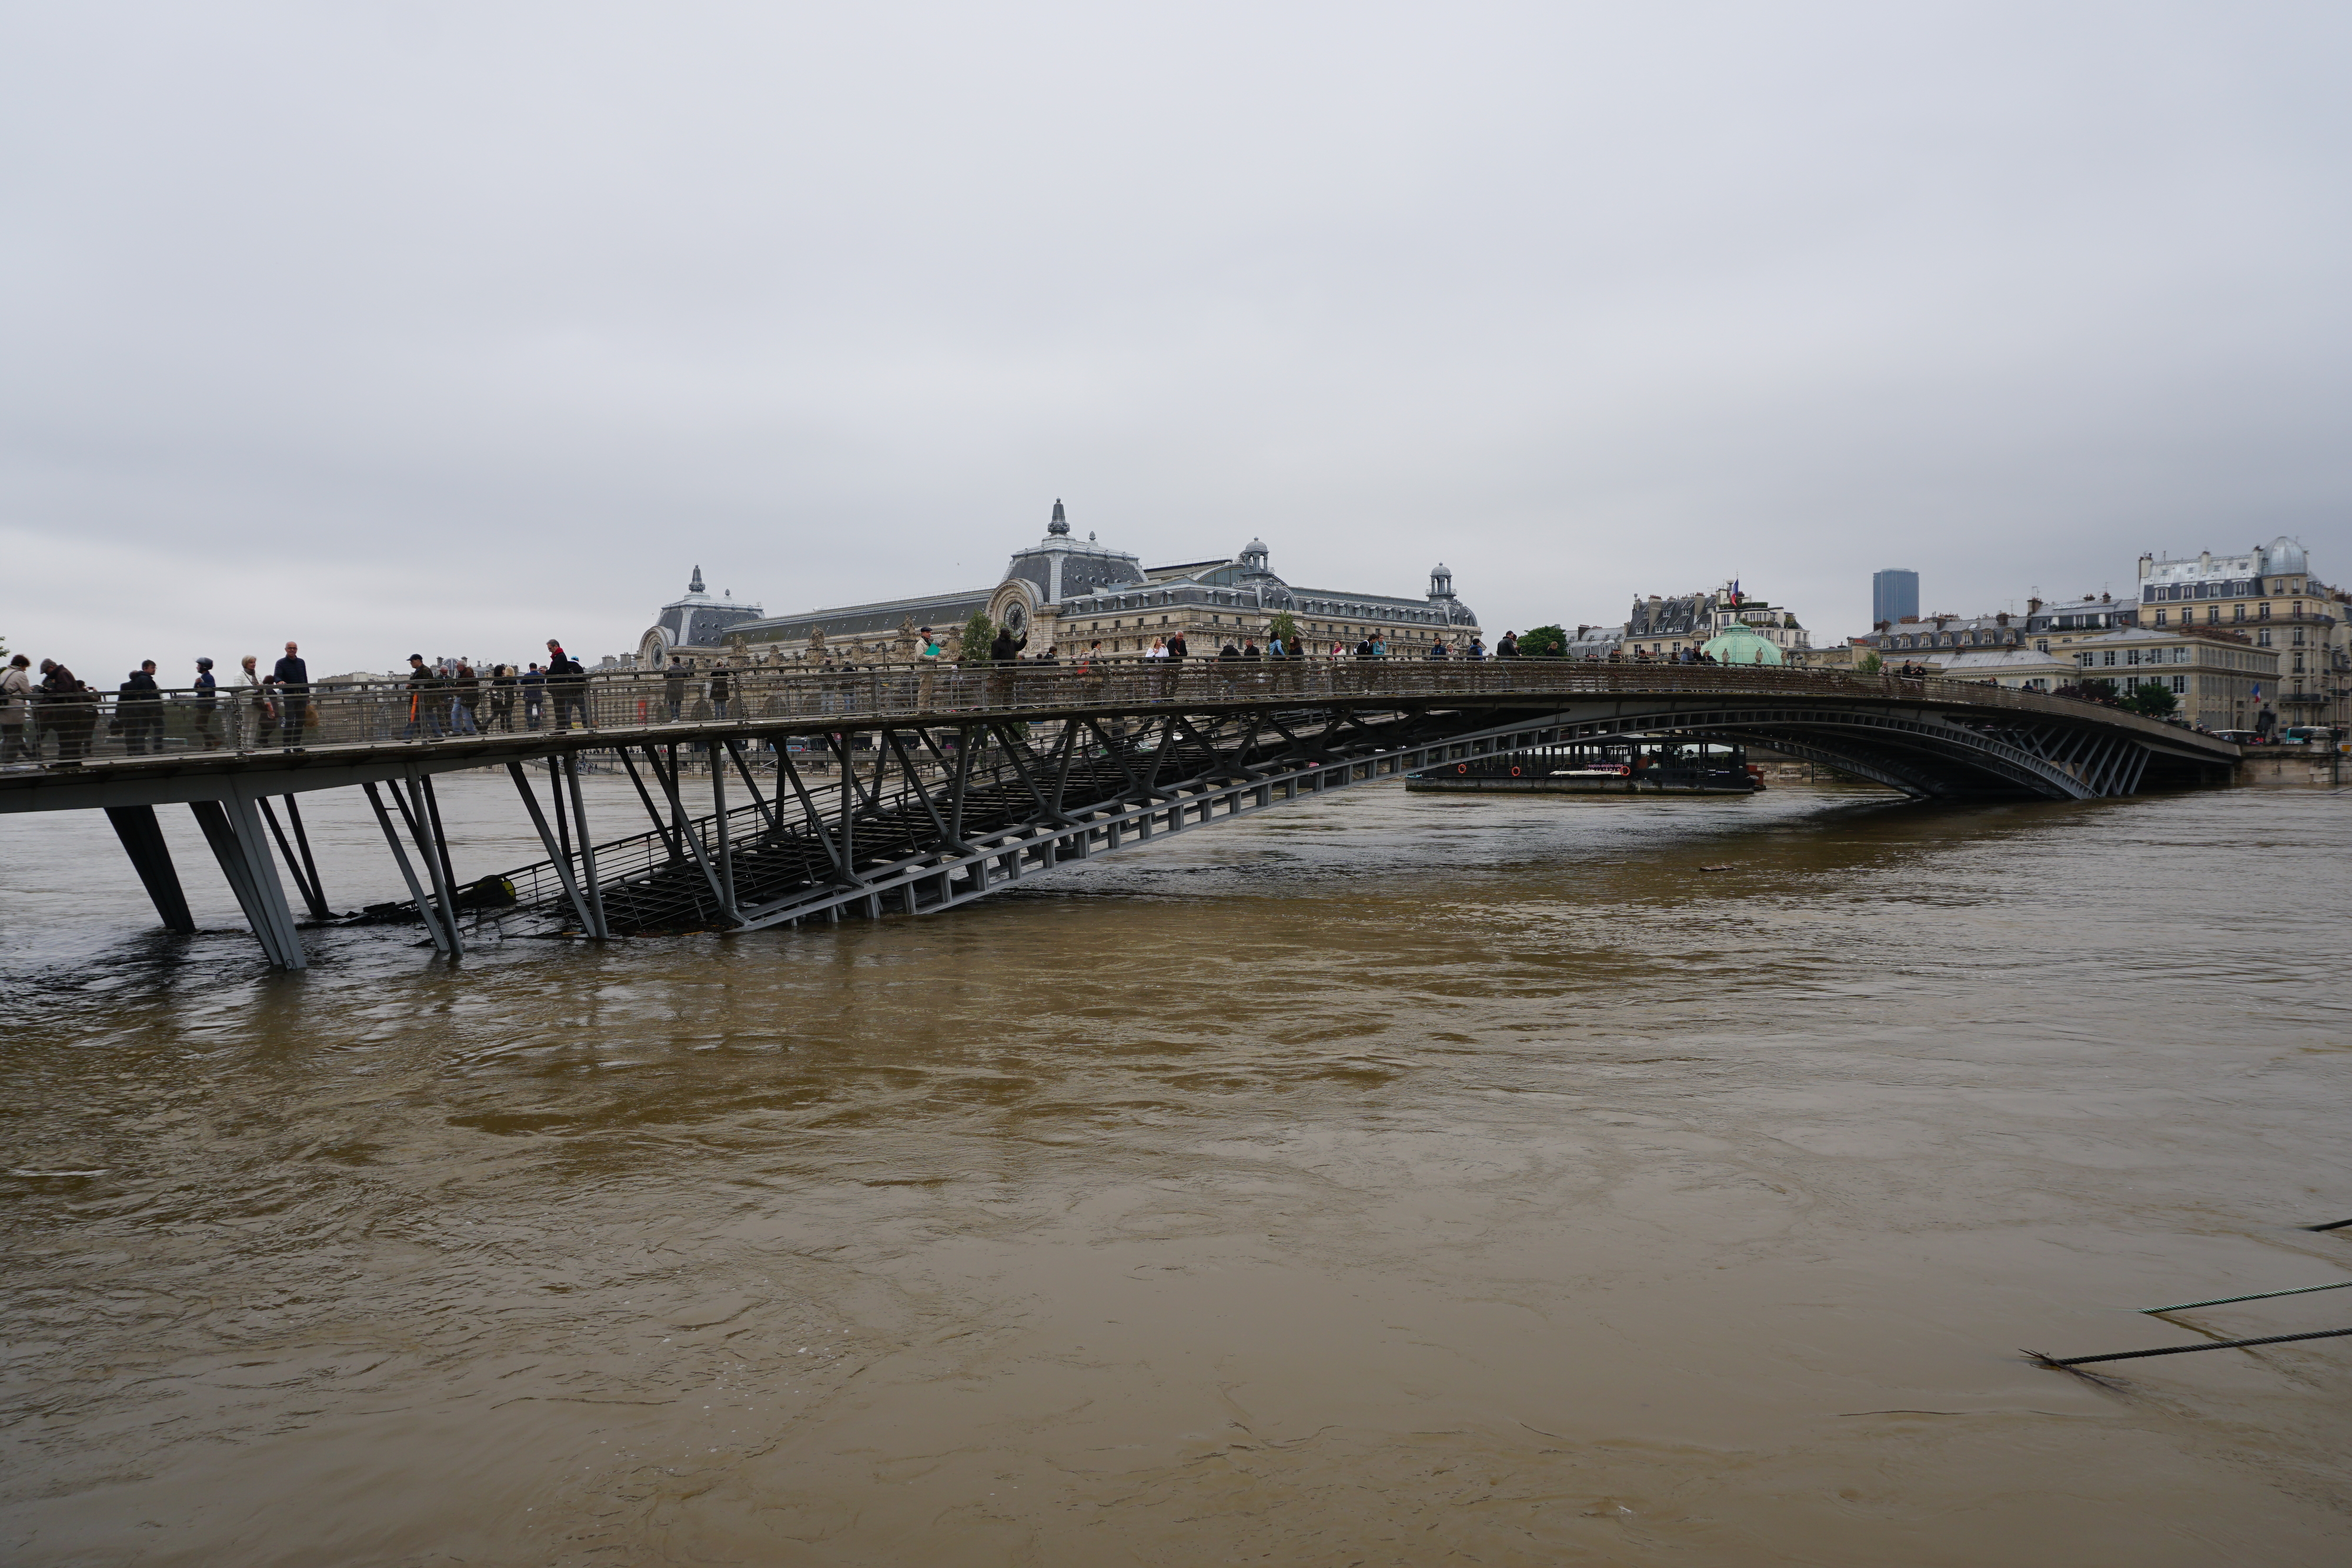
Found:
[1,661,2242,964]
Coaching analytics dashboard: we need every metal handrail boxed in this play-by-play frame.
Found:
[1,657,2244,772]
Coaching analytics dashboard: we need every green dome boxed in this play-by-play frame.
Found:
[1700,623,1784,666]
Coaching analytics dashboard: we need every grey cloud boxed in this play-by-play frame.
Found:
[2,1,2346,677]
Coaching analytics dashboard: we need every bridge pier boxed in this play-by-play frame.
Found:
[104,805,195,934]
[507,761,597,937]
[564,755,610,938]
[258,795,330,921]
[189,794,307,968]
[363,780,457,957]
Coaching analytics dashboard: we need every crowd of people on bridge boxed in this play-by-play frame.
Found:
[0,619,1864,771]
[395,643,592,740]
[1,639,595,765]
[2,621,1736,769]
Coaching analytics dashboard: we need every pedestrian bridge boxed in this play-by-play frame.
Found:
[2,661,2240,967]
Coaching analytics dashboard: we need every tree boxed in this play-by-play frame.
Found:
[2078,677,2120,703]
[2123,681,2179,718]
[958,609,996,664]
[1856,651,1883,675]
[1519,624,1568,658]
[1269,610,1299,651]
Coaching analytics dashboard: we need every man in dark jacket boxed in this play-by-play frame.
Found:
[403,654,443,740]
[268,641,309,750]
[37,660,98,763]
[191,657,220,750]
[118,661,163,754]
[545,641,590,730]
[1497,631,1519,658]
[1158,629,1188,697]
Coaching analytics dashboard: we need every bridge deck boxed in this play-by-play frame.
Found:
[4,660,2244,968]
[0,661,2237,813]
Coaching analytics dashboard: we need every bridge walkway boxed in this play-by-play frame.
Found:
[1,661,2243,964]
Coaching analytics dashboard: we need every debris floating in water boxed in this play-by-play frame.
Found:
[2026,1327,2352,1368]
[2143,1280,2352,1315]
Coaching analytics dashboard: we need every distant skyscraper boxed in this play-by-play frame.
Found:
[1873,569,1919,628]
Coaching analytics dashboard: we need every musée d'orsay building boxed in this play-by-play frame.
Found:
[637,501,1482,668]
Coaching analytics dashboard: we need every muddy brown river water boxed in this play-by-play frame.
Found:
[2,775,2348,1565]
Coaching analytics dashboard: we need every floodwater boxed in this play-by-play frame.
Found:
[2,773,2348,1566]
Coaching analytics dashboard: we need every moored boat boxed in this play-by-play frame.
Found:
[1406,741,1763,795]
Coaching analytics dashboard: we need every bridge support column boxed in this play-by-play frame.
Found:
[401,771,466,957]
[711,746,739,923]
[507,761,596,937]
[363,781,455,957]
[190,795,306,968]
[259,795,330,921]
[105,804,195,934]
[563,754,610,938]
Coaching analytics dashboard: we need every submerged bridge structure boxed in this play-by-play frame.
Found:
[2,661,2240,967]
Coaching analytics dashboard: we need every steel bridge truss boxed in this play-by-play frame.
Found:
[18,670,2234,963]
[470,695,2188,940]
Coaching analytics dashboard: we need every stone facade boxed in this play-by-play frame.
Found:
[2135,536,2346,727]
[2062,626,2277,734]
[634,501,1480,669]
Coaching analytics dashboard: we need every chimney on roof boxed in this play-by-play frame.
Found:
[2138,553,2153,580]
[2026,596,2042,616]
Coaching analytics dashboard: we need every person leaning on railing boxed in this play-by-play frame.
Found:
[489,665,517,733]
[36,659,98,763]
[1,653,32,764]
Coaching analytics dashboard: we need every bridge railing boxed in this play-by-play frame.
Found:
[3,658,2212,770]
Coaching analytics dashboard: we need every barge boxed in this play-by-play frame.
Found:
[1406,741,1765,796]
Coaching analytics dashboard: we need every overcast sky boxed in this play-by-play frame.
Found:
[4,2,2347,679]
